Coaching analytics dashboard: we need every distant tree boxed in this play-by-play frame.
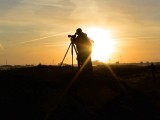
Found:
[92,60,104,65]
[140,61,143,64]
[116,61,119,64]
[38,63,42,67]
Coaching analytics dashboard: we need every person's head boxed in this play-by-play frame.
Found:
[76,28,82,35]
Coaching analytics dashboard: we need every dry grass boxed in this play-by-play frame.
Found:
[0,64,160,120]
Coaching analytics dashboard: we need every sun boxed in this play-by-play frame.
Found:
[86,27,116,62]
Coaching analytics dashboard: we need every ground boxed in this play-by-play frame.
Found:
[0,64,160,120]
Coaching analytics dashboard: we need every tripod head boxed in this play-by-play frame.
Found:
[68,33,77,44]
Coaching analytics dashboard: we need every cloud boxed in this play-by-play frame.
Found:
[95,0,160,23]
[0,43,4,50]
[33,0,75,21]
[0,0,76,31]
[43,42,69,47]
[0,0,21,11]
[21,30,74,44]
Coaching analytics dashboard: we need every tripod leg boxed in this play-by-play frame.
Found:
[73,44,81,69]
[71,43,74,71]
[60,43,71,67]
[73,44,78,55]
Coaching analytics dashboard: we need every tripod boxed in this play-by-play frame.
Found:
[60,38,78,71]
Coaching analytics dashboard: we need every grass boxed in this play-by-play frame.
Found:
[0,64,160,120]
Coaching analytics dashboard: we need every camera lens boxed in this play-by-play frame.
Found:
[68,35,72,37]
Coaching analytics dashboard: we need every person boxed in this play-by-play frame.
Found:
[73,28,93,72]
[149,63,156,81]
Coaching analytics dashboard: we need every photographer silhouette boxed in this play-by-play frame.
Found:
[60,28,93,73]
[72,28,93,72]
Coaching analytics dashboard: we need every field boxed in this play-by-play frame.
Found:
[1,64,160,120]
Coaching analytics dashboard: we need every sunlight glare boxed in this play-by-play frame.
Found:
[86,27,116,62]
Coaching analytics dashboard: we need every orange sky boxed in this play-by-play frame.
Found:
[0,0,160,65]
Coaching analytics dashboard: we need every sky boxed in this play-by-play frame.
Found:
[0,0,160,65]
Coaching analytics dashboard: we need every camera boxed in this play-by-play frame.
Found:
[68,35,75,38]
[68,35,76,43]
